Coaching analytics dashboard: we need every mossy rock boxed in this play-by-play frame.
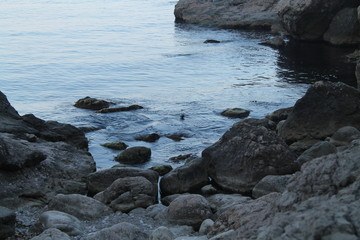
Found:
[135,133,160,143]
[101,142,128,150]
[221,108,250,118]
[115,146,151,164]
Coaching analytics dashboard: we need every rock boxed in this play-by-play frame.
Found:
[135,133,161,142]
[323,8,360,45]
[356,60,360,88]
[164,194,213,229]
[78,126,102,133]
[278,0,356,41]
[296,141,337,166]
[202,119,298,193]
[265,106,293,123]
[0,206,16,239]
[30,228,71,240]
[74,96,110,110]
[288,139,321,155]
[260,36,285,48]
[278,81,360,143]
[252,174,292,198]
[0,92,21,119]
[145,204,167,220]
[204,40,220,44]
[206,194,251,218]
[166,134,190,142]
[94,176,157,213]
[87,167,159,196]
[200,185,220,196]
[160,158,209,196]
[39,210,83,236]
[328,126,360,146]
[199,219,214,235]
[150,226,175,240]
[48,194,112,220]
[174,0,282,30]
[220,108,250,118]
[161,194,182,206]
[114,146,151,164]
[84,222,149,240]
[209,230,236,240]
[96,104,143,113]
[168,154,194,163]
[101,142,128,150]
[150,165,173,176]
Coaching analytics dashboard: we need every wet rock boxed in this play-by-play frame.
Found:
[84,222,149,240]
[202,119,298,193]
[164,194,213,229]
[149,165,173,176]
[166,134,190,142]
[48,194,112,220]
[252,174,292,198]
[30,228,71,240]
[114,146,151,164]
[94,176,157,213]
[39,210,83,236]
[135,133,161,143]
[174,0,282,30]
[74,96,110,110]
[328,126,360,146]
[296,141,337,166]
[323,8,360,45]
[220,108,250,118]
[101,141,128,150]
[96,104,143,113]
[0,206,16,239]
[199,219,214,235]
[78,126,102,133]
[150,226,175,240]
[204,40,220,44]
[168,154,194,163]
[160,158,209,196]
[87,167,159,196]
[265,106,293,123]
[278,81,360,143]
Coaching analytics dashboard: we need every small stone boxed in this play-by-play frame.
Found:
[221,108,250,118]
[135,133,161,143]
[168,154,193,163]
[204,39,220,43]
[101,142,128,150]
[166,134,189,142]
[74,97,110,110]
[114,146,151,164]
[199,219,214,235]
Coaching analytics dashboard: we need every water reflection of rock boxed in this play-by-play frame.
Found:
[276,40,357,87]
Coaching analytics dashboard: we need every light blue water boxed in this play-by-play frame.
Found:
[0,0,356,169]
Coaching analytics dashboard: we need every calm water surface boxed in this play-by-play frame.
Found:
[0,0,356,169]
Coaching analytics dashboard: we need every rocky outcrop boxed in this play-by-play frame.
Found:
[202,118,298,193]
[278,81,360,143]
[174,0,282,30]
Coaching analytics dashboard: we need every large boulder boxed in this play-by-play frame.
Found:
[202,119,298,193]
[84,222,149,240]
[252,174,292,198]
[160,158,209,196]
[278,81,360,143]
[174,0,282,30]
[94,176,157,213]
[39,210,83,236]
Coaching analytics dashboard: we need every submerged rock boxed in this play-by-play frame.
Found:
[114,146,151,164]
[96,104,143,113]
[135,133,161,143]
[101,141,128,150]
[220,108,250,118]
[204,39,220,44]
[74,96,110,110]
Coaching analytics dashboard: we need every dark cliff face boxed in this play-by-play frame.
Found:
[0,91,21,120]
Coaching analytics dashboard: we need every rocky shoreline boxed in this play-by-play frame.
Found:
[1,80,360,239]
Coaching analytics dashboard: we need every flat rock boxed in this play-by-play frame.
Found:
[135,133,160,143]
[220,108,250,118]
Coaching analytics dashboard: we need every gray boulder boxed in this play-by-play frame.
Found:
[94,176,157,213]
[202,119,298,193]
[328,126,360,146]
[150,226,175,240]
[252,175,292,198]
[296,141,337,166]
[30,228,71,240]
[74,96,110,110]
[87,167,158,196]
[160,158,209,196]
[199,219,214,235]
[48,194,112,220]
[278,81,360,143]
[84,222,149,240]
[206,194,251,218]
[115,146,151,164]
[0,206,15,239]
[39,210,83,236]
[266,107,293,123]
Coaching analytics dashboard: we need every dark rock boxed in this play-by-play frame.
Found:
[87,167,159,196]
[278,81,360,143]
[356,60,360,88]
[149,165,173,176]
[84,222,149,240]
[0,206,16,239]
[94,176,157,213]
[39,210,83,236]
[135,133,160,143]
[252,174,292,198]
[101,142,128,150]
[266,106,293,123]
[204,39,220,44]
[202,119,298,193]
[78,126,102,133]
[160,158,209,196]
[328,126,360,146]
[161,194,182,206]
[168,153,194,163]
[206,194,251,218]
[96,104,143,113]
[200,185,221,196]
[166,133,189,142]
[288,139,322,155]
[0,92,21,119]
[30,228,71,240]
[114,146,151,164]
[74,96,110,110]
[220,108,250,118]
[296,141,337,166]
[260,36,285,48]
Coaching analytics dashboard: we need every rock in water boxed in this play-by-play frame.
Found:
[74,96,110,110]
[221,108,250,118]
[114,147,151,164]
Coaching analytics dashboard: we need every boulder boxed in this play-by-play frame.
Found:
[48,194,112,220]
[265,106,293,123]
[220,108,250,118]
[150,226,175,240]
[0,206,15,239]
[39,210,83,236]
[87,167,158,196]
[94,176,157,213]
[96,104,143,113]
[328,126,360,146]
[199,219,214,235]
[101,142,128,150]
[74,96,110,110]
[278,81,360,143]
[323,8,360,45]
[114,146,151,164]
[30,228,71,240]
[296,141,337,166]
[150,165,173,176]
[174,0,282,30]
[164,194,213,229]
[135,133,160,143]
[202,119,298,193]
[160,158,209,196]
[206,194,251,218]
[84,222,149,240]
[252,174,292,198]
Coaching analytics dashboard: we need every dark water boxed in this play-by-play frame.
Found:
[0,0,356,169]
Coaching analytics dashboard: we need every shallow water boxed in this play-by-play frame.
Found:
[0,0,356,169]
